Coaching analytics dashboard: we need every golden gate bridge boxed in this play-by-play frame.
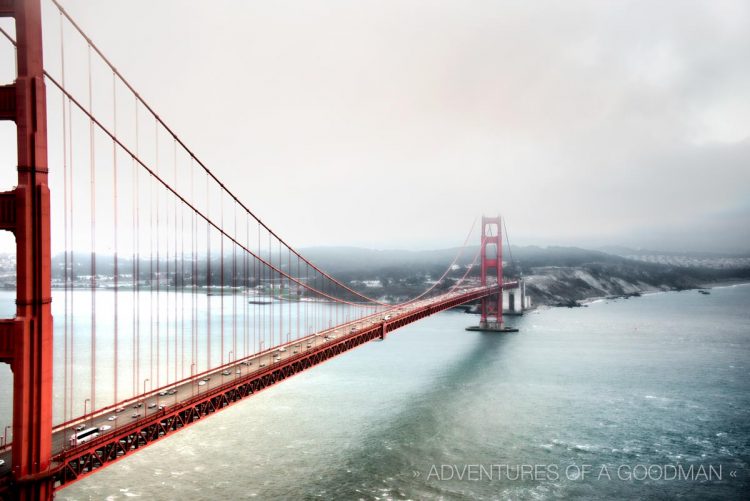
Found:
[0,1,521,498]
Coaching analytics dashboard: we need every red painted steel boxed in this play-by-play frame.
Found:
[0,1,55,499]
[48,286,500,490]
[480,216,504,328]
[0,5,520,498]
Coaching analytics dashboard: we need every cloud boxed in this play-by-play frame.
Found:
[1,0,748,253]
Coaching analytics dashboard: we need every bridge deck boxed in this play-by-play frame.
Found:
[1,283,516,493]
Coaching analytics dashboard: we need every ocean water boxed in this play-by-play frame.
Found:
[0,289,368,429]
[23,285,750,498]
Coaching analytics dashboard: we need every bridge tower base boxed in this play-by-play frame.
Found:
[466,215,519,333]
[466,322,519,333]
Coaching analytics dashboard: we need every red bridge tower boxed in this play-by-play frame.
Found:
[467,215,518,333]
[0,0,55,499]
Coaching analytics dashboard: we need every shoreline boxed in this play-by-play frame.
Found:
[569,279,750,308]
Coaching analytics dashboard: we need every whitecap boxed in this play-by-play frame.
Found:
[573,444,594,452]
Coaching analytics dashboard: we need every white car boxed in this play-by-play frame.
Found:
[0,459,4,467]
[99,425,112,432]
[107,415,117,421]
[198,380,207,386]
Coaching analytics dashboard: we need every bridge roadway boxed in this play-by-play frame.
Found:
[0,283,514,491]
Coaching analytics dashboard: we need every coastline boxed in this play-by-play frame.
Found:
[567,279,750,308]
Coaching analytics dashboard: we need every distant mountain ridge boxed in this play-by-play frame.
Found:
[298,245,627,276]
[599,246,750,259]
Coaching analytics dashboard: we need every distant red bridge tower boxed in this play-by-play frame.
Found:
[466,215,519,333]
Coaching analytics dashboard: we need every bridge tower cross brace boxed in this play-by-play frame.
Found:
[0,0,55,499]
[480,215,504,329]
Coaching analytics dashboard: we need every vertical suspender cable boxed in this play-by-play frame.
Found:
[88,43,97,413]
[155,122,160,389]
[112,70,119,405]
[175,140,180,382]
[288,246,291,342]
[279,239,283,344]
[206,171,211,370]
[233,201,237,361]
[220,189,224,365]
[262,225,267,351]
[131,154,137,398]
[149,147,154,389]
[68,83,75,422]
[253,225,263,352]
[296,256,302,339]
[268,230,272,349]
[191,157,195,373]
[59,11,69,428]
[244,215,249,357]
[134,98,141,398]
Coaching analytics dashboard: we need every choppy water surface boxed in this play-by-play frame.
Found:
[47,285,750,499]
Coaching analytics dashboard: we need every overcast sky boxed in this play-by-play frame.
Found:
[2,0,749,253]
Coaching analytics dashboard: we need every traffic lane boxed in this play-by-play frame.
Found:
[4,291,479,472]
[51,329,334,454]
[6,291,471,464]
[50,293,463,454]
